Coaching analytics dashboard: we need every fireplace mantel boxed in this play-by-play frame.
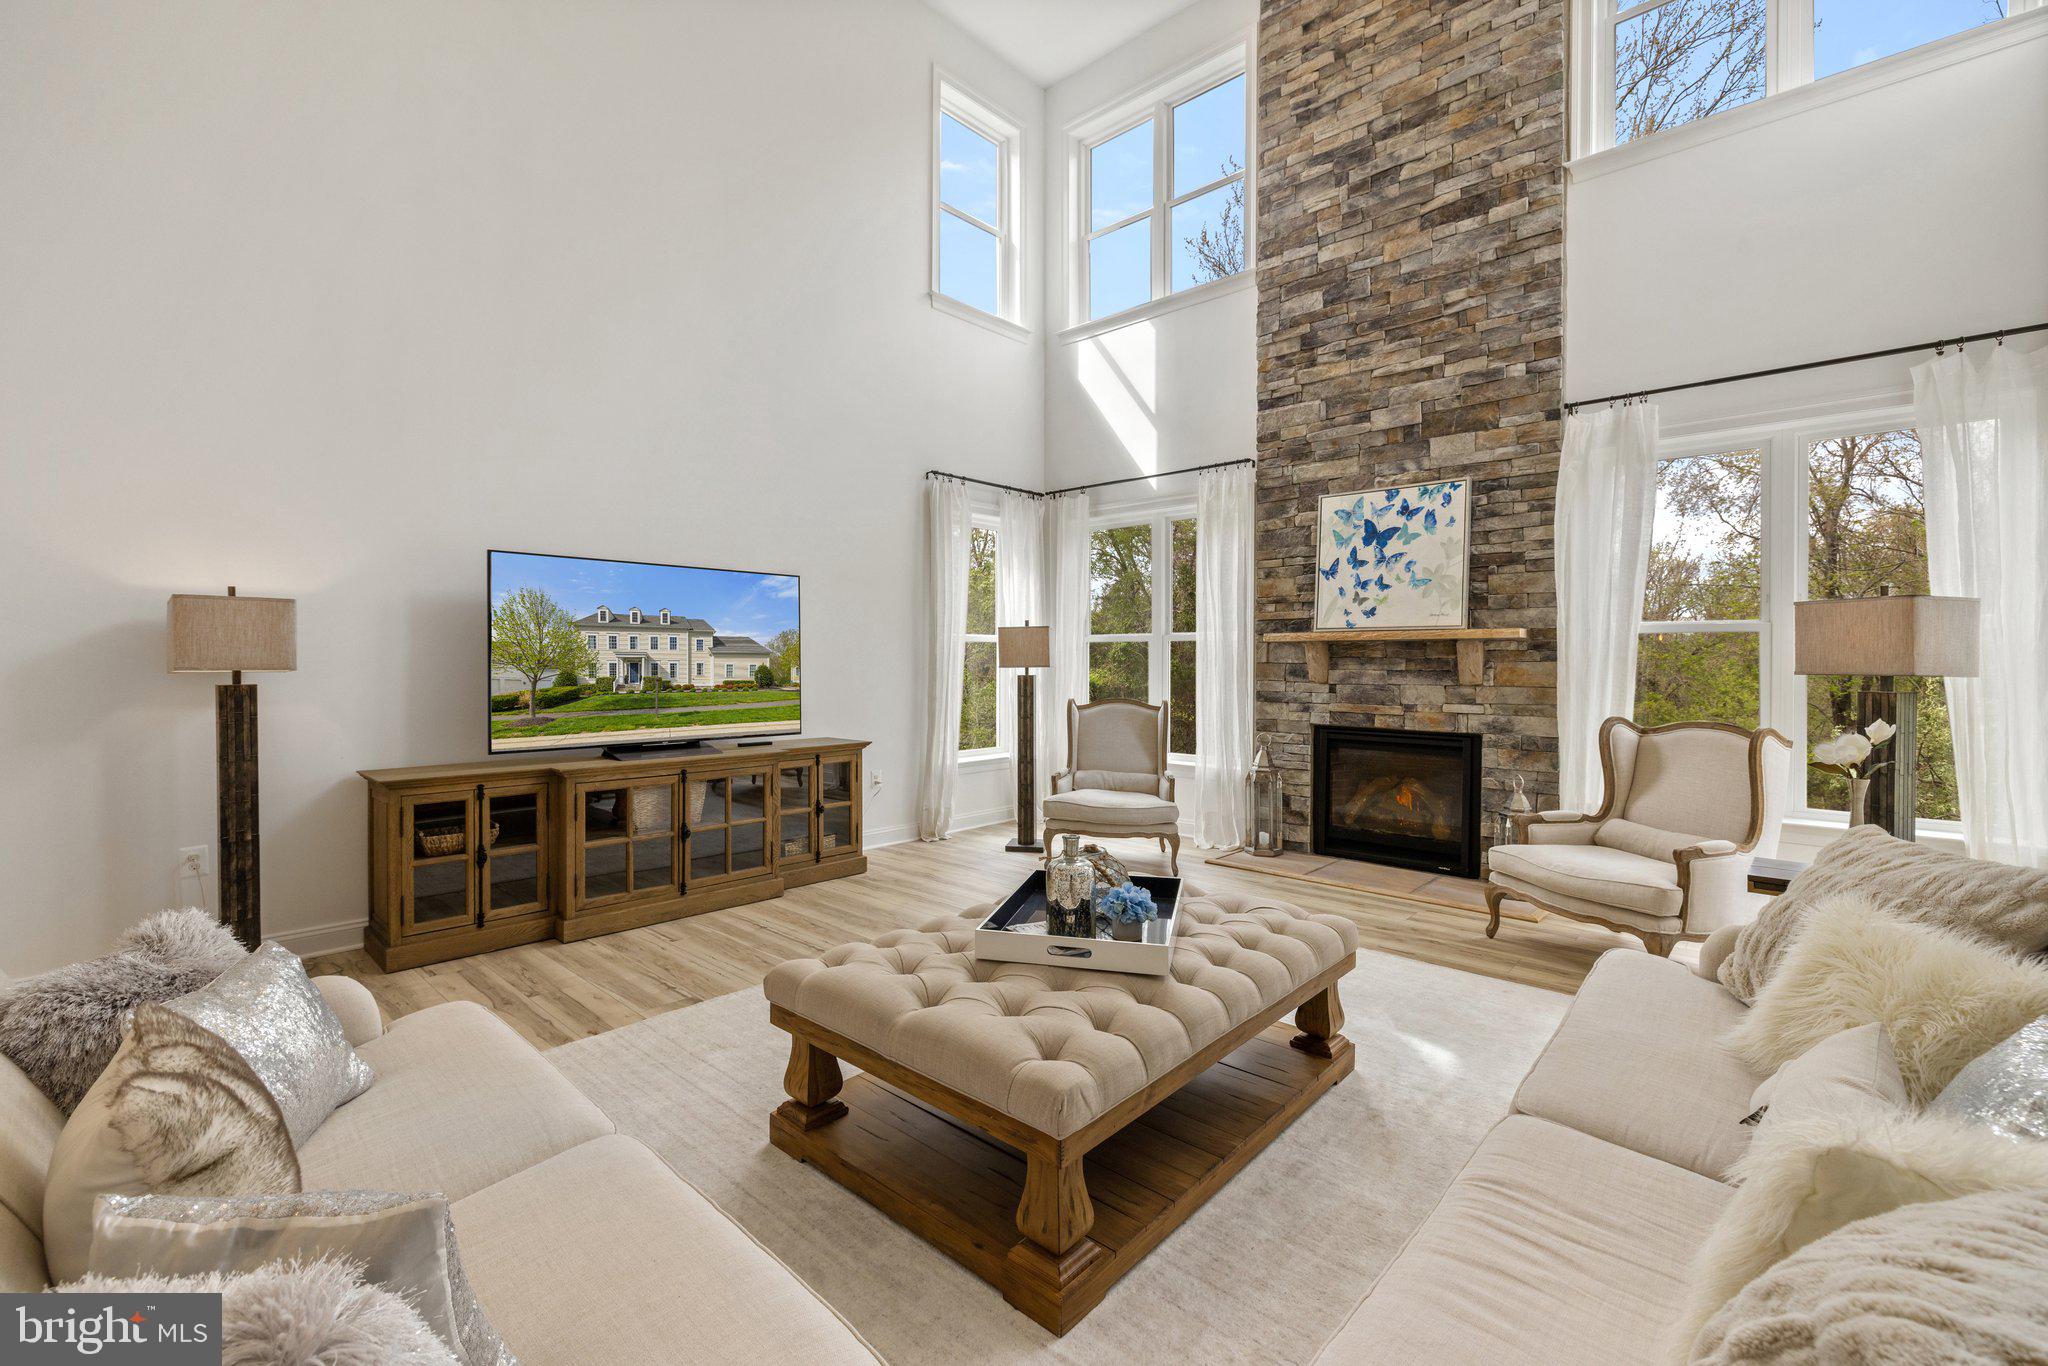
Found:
[1264,628,1530,686]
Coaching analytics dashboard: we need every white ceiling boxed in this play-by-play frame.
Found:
[925,0,1204,86]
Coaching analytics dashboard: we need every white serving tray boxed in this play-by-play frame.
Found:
[973,871,1182,976]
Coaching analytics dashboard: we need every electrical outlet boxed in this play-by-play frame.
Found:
[178,846,209,877]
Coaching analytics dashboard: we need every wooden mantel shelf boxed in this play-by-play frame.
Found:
[1264,628,1530,686]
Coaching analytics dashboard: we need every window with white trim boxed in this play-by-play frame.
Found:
[1075,49,1249,326]
[607,634,618,650]
[1087,511,1198,757]
[960,522,999,753]
[933,79,1021,327]
[1585,0,2038,153]
[1633,406,1958,824]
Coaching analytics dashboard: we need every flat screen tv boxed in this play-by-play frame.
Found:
[488,550,799,754]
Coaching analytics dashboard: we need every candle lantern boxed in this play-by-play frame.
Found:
[1245,746,1283,858]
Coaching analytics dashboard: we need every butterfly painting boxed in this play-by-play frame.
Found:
[1314,480,1469,630]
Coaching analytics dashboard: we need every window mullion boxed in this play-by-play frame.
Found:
[1770,0,1815,92]
[1151,101,1170,304]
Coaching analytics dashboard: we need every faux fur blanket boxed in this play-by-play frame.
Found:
[0,909,246,1110]
[1692,1187,2048,1364]
[61,1257,458,1366]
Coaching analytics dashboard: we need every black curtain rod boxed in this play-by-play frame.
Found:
[1565,321,2046,413]
[925,456,1256,500]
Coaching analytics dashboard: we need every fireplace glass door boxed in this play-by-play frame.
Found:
[1312,726,1481,877]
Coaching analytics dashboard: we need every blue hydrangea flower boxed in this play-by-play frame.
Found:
[1096,882,1158,925]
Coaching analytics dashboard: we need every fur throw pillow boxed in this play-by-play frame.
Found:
[1670,1106,2048,1360]
[42,1005,299,1284]
[1722,897,2048,1104]
[1718,824,2048,1004]
[1690,1187,2048,1364]
[60,1257,459,1366]
[0,909,246,1111]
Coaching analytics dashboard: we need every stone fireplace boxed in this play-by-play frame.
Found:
[1314,725,1482,877]
[1254,0,1566,860]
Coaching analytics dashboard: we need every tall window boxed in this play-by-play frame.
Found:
[960,524,999,752]
[1631,411,1958,825]
[1088,512,1198,756]
[1077,53,1249,325]
[1586,0,2036,152]
[933,79,1021,329]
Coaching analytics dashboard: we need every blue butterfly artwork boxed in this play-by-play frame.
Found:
[1317,481,1470,630]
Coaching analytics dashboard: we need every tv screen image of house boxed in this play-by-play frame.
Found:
[488,550,799,753]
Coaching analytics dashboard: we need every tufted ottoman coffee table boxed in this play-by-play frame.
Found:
[763,886,1358,1334]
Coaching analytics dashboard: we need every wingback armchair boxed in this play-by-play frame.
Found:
[1042,699,1180,874]
[1484,717,1791,956]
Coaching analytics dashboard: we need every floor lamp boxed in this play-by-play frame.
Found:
[169,588,297,949]
[998,623,1049,854]
[1793,590,1978,843]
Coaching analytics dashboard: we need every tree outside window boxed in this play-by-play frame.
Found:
[960,526,999,751]
[1088,514,1198,756]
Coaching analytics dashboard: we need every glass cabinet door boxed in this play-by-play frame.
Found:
[402,795,474,935]
[481,786,547,920]
[819,755,859,858]
[684,769,771,883]
[579,780,678,904]
[630,782,675,893]
[777,761,814,861]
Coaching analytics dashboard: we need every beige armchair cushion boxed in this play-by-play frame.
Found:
[1070,702,1165,777]
[1617,726,1762,847]
[1041,788,1178,831]
[1487,843,1683,919]
[1069,769,1163,794]
[762,890,1355,1139]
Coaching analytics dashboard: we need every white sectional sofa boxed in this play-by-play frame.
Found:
[1318,931,1758,1364]
[0,978,878,1365]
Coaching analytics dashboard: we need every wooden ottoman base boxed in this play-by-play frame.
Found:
[768,956,1355,1335]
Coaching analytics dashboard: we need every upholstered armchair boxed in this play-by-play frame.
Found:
[1484,717,1791,957]
[1042,699,1180,874]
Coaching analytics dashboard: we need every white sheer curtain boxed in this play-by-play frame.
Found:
[1194,465,1255,847]
[996,490,1047,816]
[1044,493,1092,777]
[1914,344,2048,868]
[1554,402,1660,811]
[916,476,970,840]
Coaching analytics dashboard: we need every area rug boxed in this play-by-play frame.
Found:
[548,949,1570,1364]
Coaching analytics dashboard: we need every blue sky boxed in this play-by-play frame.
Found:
[491,551,798,642]
[1816,0,2005,77]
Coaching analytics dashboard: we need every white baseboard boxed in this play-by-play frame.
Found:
[864,803,1014,849]
[275,918,369,960]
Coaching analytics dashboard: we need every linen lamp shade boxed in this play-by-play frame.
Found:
[1792,595,1978,678]
[998,624,1051,670]
[167,593,297,674]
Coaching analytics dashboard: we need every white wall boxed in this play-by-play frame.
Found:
[0,0,1045,972]
[1041,0,1258,491]
[1566,22,2048,405]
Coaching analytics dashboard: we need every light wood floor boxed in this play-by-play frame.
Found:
[307,827,1656,1050]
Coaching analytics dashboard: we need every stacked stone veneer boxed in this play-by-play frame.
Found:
[1254,0,1566,854]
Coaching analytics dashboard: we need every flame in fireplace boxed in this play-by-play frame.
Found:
[1393,780,1422,810]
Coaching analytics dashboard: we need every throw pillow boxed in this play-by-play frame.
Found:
[1669,1104,2048,1357]
[1928,1014,2048,1142]
[164,941,374,1146]
[1717,823,2048,1004]
[59,1257,460,1366]
[42,1004,299,1284]
[1689,1187,2048,1364]
[0,908,246,1111]
[1721,897,2048,1104]
[1744,1022,1904,1139]
[91,1190,516,1366]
